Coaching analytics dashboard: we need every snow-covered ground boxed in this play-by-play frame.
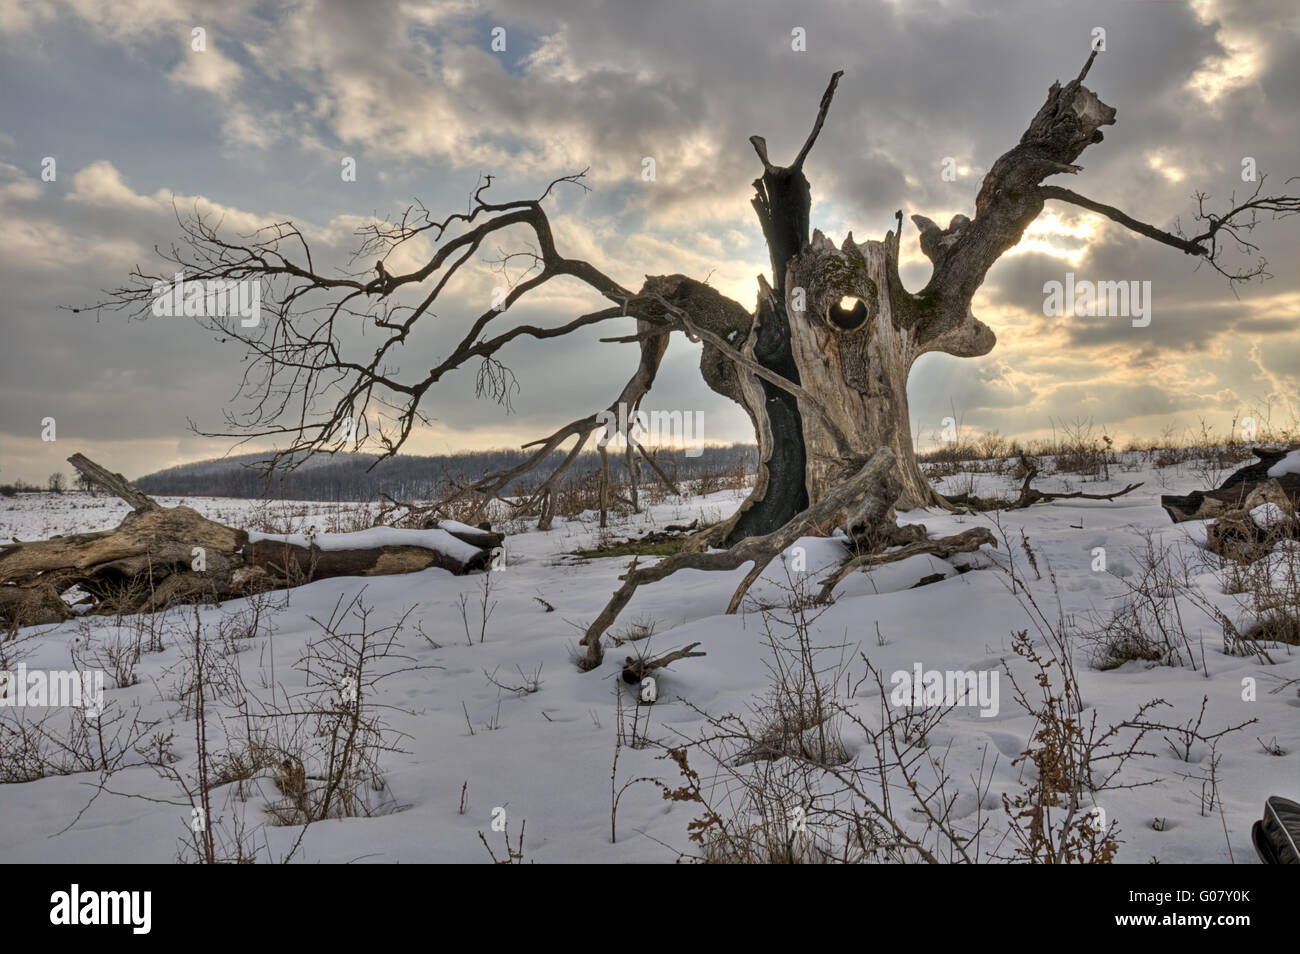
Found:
[1,454,1296,863]
[0,494,387,543]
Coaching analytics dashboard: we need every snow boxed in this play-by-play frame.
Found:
[0,495,387,543]
[433,518,491,537]
[1250,502,1288,530]
[1266,450,1300,477]
[1,455,1297,864]
[247,527,485,564]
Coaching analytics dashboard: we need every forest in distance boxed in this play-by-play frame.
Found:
[127,443,757,501]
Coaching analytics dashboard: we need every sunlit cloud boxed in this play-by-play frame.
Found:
[1146,151,1186,184]
[1186,1,1266,105]
[0,0,1296,483]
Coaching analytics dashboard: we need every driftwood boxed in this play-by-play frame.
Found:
[0,454,502,628]
[621,642,706,685]
[947,455,1143,511]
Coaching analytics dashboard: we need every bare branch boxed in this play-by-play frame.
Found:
[793,69,845,171]
[1040,175,1299,287]
[908,52,1116,343]
[76,175,666,479]
[1038,185,1205,255]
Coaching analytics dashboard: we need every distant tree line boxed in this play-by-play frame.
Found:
[0,472,85,496]
[131,444,757,501]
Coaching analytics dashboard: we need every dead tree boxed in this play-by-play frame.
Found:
[83,50,1298,663]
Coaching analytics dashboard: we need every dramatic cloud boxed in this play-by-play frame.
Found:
[0,0,1295,482]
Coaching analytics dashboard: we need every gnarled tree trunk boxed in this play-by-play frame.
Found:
[697,57,1117,542]
[782,229,994,514]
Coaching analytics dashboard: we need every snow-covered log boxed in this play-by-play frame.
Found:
[0,454,501,628]
[246,527,497,580]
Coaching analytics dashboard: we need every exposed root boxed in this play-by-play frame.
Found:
[816,527,996,602]
[579,448,898,670]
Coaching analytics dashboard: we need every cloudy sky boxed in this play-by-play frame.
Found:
[1,0,1297,484]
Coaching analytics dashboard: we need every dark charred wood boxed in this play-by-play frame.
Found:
[724,289,807,544]
[1161,449,1300,522]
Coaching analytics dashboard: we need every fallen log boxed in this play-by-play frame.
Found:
[0,453,504,628]
[1156,449,1300,561]
[947,454,1143,511]
[421,519,505,550]
[1220,448,1294,489]
[0,507,245,580]
[1203,479,1299,562]
[0,580,73,627]
[1162,477,1300,524]
[0,506,247,622]
[247,527,496,579]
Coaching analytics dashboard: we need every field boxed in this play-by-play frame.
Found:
[1,448,1297,863]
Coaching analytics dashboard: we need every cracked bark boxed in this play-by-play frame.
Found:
[710,55,1119,531]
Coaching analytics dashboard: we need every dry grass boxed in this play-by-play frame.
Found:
[922,407,1298,489]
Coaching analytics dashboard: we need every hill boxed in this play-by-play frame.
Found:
[134,444,756,501]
